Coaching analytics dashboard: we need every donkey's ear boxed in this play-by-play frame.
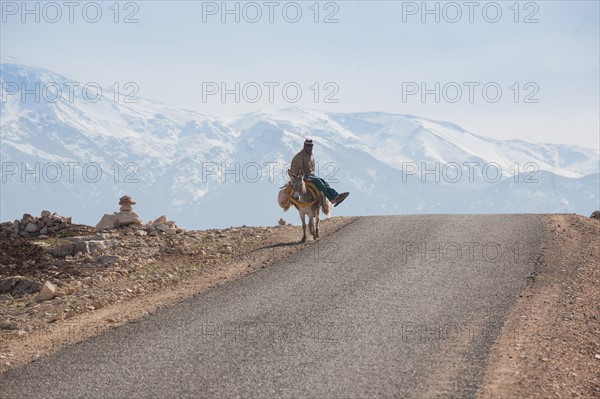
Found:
[287,169,292,178]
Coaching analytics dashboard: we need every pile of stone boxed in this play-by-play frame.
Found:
[0,211,71,238]
[145,215,186,236]
[95,196,186,236]
[95,195,143,231]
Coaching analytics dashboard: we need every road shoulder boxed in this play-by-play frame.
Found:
[478,214,600,398]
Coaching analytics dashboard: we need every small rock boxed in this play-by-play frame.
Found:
[88,241,107,252]
[153,215,167,225]
[49,313,64,323]
[115,210,142,227]
[41,210,51,218]
[96,255,121,265]
[53,243,77,257]
[0,320,18,330]
[21,213,35,224]
[74,241,90,254]
[165,228,177,235]
[0,276,43,297]
[95,214,118,231]
[591,211,600,220]
[24,223,39,233]
[156,224,170,232]
[37,281,57,301]
[220,246,233,255]
[39,226,48,235]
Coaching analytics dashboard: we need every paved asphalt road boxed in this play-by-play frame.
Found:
[0,215,545,398]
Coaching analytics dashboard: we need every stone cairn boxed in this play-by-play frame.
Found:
[95,195,186,236]
[119,195,135,211]
[95,195,142,231]
[0,211,71,238]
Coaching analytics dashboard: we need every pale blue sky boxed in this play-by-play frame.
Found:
[1,1,599,148]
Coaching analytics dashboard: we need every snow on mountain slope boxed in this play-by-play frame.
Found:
[1,59,598,228]
[329,112,598,178]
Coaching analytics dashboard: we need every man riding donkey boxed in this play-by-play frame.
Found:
[279,138,349,242]
[290,138,350,207]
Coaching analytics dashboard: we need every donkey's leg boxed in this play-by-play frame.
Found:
[308,208,316,240]
[315,208,320,239]
[300,212,307,243]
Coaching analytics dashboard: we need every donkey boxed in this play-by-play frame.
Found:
[286,169,332,243]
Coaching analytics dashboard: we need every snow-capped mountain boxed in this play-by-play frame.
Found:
[1,58,599,228]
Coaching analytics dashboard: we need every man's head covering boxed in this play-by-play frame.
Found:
[304,138,314,147]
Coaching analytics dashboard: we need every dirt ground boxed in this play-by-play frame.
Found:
[478,214,600,398]
[0,216,355,373]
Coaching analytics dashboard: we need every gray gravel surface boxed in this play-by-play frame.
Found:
[0,215,545,398]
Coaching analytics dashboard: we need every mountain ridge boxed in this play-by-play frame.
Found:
[1,59,598,228]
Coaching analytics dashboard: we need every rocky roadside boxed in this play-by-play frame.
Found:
[478,214,600,398]
[0,214,356,374]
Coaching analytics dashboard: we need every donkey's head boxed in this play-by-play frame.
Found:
[288,169,306,196]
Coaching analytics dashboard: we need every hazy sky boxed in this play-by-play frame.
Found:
[1,1,599,148]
